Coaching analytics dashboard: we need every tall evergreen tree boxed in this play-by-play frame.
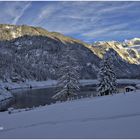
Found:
[97,49,117,96]
[52,47,80,100]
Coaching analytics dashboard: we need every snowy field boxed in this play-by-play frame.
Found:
[0,90,140,138]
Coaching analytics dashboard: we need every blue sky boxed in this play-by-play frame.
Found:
[0,1,140,43]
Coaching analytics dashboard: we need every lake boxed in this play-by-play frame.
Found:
[10,85,97,109]
[9,83,134,110]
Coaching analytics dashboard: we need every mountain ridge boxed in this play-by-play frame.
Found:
[0,24,140,81]
[0,24,139,64]
[0,24,89,47]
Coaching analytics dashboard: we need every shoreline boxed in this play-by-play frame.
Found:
[0,79,140,111]
[1,79,140,92]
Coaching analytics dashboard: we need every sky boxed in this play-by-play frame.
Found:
[0,1,140,43]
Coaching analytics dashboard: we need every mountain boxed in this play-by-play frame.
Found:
[124,38,140,46]
[0,24,140,81]
[91,40,140,64]
[0,24,88,46]
[124,38,140,60]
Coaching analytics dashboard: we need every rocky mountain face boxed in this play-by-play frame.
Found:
[124,38,140,60]
[125,38,140,46]
[91,40,140,64]
[0,24,140,82]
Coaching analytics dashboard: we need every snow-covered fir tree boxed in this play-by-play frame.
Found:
[52,47,80,100]
[97,49,117,96]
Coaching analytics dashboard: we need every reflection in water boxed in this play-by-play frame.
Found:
[10,84,128,110]
[11,85,97,109]
[11,87,57,109]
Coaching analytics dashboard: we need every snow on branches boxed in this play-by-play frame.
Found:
[97,49,117,96]
[52,47,80,100]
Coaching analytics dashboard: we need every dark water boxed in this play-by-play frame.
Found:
[11,87,56,109]
[11,85,97,109]
[10,83,131,110]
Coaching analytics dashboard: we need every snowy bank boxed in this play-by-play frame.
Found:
[0,89,13,111]
[0,90,140,138]
[80,79,140,86]
[0,80,57,91]
[1,79,140,91]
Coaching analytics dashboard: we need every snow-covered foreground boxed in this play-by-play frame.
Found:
[0,91,140,138]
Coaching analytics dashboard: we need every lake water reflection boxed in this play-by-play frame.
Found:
[10,83,130,110]
[11,85,97,109]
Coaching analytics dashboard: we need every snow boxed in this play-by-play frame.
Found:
[0,80,57,91]
[136,84,140,89]
[80,79,140,86]
[97,51,117,95]
[14,41,20,46]
[117,79,140,84]
[11,31,17,38]
[0,90,140,138]
[125,86,136,89]
[0,89,12,101]
[0,79,140,91]
[53,46,80,100]
[5,25,13,29]
[0,89,13,111]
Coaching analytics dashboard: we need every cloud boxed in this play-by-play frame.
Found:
[12,2,31,24]
[33,5,57,25]
[34,2,139,36]
[0,2,31,25]
[0,1,140,42]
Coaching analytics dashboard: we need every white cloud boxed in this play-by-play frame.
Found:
[0,1,139,42]
[82,23,129,37]
[0,2,31,25]
[34,2,138,35]
[33,4,61,25]
[12,2,31,24]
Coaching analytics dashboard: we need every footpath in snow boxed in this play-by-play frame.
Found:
[0,90,140,138]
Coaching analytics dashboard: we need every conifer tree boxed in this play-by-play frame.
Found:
[52,47,80,100]
[97,49,117,96]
